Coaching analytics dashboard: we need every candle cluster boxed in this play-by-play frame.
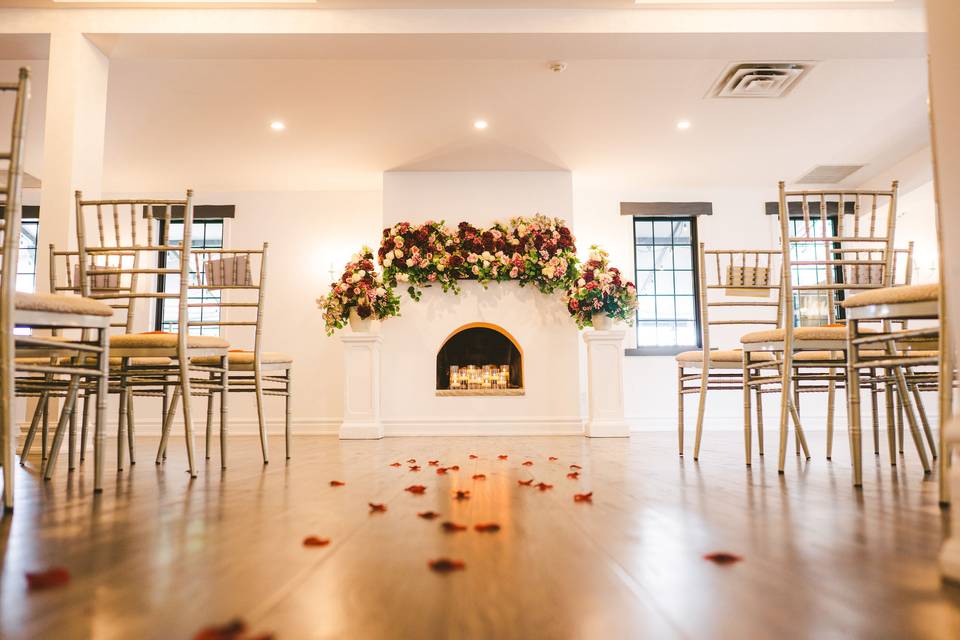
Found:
[448,365,511,390]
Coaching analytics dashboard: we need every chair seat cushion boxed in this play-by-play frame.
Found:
[192,350,293,370]
[15,292,113,317]
[740,326,873,344]
[676,349,774,364]
[110,332,229,350]
[841,283,939,309]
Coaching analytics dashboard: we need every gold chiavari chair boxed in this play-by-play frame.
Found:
[3,69,114,501]
[676,246,782,462]
[159,243,293,466]
[73,191,230,479]
[740,181,929,476]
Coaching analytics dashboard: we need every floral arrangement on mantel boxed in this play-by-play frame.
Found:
[564,246,639,330]
[378,214,578,300]
[320,217,637,334]
[316,246,401,336]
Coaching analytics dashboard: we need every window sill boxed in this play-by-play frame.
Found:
[625,346,699,357]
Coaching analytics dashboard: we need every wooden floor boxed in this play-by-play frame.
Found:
[1,430,959,639]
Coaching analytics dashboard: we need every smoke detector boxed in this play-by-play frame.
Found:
[708,62,814,99]
[548,61,567,73]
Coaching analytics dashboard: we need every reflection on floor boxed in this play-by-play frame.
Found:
[1,431,959,639]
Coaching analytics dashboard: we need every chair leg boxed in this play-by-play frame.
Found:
[910,375,937,459]
[20,391,47,462]
[94,329,109,494]
[43,376,81,481]
[826,370,836,461]
[848,363,864,487]
[793,378,802,456]
[777,360,793,474]
[40,393,49,464]
[157,385,181,464]
[254,364,269,465]
[284,367,292,461]
[677,365,685,457]
[742,360,752,466]
[127,388,137,465]
[180,362,198,479]
[220,356,229,469]
[205,383,214,461]
[79,391,90,464]
[1,361,14,513]
[788,397,810,460]
[68,391,78,471]
[755,386,765,457]
[891,364,931,474]
[117,384,127,472]
[870,370,882,458]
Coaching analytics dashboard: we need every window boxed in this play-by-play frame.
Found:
[788,217,843,327]
[17,220,38,293]
[155,219,224,335]
[631,217,700,355]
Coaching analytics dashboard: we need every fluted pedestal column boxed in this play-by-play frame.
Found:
[583,329,629,438]
[339,334,383,440]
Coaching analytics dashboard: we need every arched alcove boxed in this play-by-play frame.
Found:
[436,323,523,395]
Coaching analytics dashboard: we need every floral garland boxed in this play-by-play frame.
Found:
[564,246,638,329]
[316,246,401,336]
[379,214,578,299]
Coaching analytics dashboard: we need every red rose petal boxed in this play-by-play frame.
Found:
[407,459,417,464]
[453,490,471,501]
[472,474,486,480]
[329,480,346,487]
[548,456,559,461]
[417,511,441,520]
[535,482,553,491]
[428,460,440,466]
[436,467,449,475]
[303,536,331,547]
[704,552,743,565]
[566,472,580,480]
[573,492,593,503]
[191,618,247,640]
[569,464,582,470]
[522,461,534,467]
[389,462,402,468]
[468,454,479,459]
[518,479,534,486]
[448,465,460,471]
[409,465,421,472]
[474,523,501,533]
[405,484,427,494]
[369,503,387,513]
[25,567,70,591]
[498,455,509,460]
[428,558,466,573]
[441,521,468,532]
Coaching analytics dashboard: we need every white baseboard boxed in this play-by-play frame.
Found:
[382,416,585,436]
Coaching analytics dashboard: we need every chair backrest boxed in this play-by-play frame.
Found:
[74,191,194,345]
[187,244,267,356]
[697,245,783,354]
[1,68,29,356]
[777,181,899,334]
[48,246,138,333]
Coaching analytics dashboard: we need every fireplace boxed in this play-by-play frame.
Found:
[436,323,524,396]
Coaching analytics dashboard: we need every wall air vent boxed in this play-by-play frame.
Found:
[708,62,814,99]
[796,164,866,185]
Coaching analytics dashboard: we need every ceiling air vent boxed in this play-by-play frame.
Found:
[796,164,866,185]
[708,62,813,99]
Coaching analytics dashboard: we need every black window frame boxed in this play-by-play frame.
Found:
[153,218,225,335]
[625,215,702,357]
[786,214,846,326]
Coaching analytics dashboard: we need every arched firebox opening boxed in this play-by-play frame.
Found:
[436,323,523,395]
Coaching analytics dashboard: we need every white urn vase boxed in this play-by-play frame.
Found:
[592,312,614,331]
[349,308,374,333]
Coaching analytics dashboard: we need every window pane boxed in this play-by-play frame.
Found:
[673,245,692,270]
[675,296,695,320]
[655,271,674,295]
[634,221,653,245]
[635,246,654,270]
[656,296,676,320]
[676,321,697,345]
[636,321,657,346]
[156,219,225,335]
[653,221,673,245]
[656,322,676,346]
[674,271,694,295]
[636,271,656,296]
[652,246,673,271]
[672,220,691,244]
[636,296,656,320]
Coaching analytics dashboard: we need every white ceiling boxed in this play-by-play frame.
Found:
[92,32,929,192]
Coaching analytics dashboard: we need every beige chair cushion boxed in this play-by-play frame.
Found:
[15,292,113,317]
[740,326,874,344]
[192,350,293,371]
[110,332,229,349]
[841,283,939,309]
[676,349,774,364]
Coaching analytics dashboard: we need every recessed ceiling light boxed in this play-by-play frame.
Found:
[677,120,692,130]
[270,121,286,131]
[474,120,489,130]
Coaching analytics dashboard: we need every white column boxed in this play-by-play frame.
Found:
[583,329,629,438]
[928,0,960,584]
[36,31,109,269]
[339,334,384,440]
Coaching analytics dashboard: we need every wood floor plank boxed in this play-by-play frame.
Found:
[1,431,959,639]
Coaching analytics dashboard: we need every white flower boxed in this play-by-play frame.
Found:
[395,237,405,248]
[356,269,366,278]
[578,278,586,286]
[397,273,409,282]
[406,258,415,267]
[383,256,393,267]
[395,249,404,258]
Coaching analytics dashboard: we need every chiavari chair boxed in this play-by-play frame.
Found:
[3,68,113,502]
[158,243,293,466]
[740,181,930,477]
[676,246,784,462]
[72,191,230,479]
